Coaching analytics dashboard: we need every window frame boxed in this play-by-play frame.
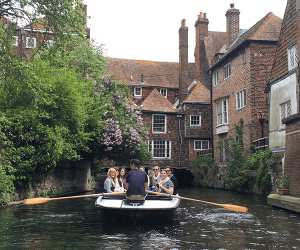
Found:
[133,87,142,97]
[149,140,172,159]
[212,70,219,86]
[159,88,168,97]
[25,37,37,48]
[216,98,229,126]
[288,45,298,71]
[194,140,210,151]
[280,100,292,123]
[12,36,18,47]
[224,63,232,80]
[190,114,201,127]
[152,114,167,134]
[236,89,247,110]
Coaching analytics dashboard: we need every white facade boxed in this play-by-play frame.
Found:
[269,73,298,152]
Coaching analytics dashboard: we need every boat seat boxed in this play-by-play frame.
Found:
[125,195,145,206]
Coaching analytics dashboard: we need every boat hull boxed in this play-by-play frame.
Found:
[95,194,180,218]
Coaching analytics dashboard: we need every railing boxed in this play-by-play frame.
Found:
[252,137,269,152]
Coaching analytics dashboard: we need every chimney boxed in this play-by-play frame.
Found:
[194,12,209,84]
[179,19,189,103]
[226,3,240,46]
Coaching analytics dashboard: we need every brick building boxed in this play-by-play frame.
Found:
[267,0,300,198]
[209,5,282,166]
[107,56,212,169]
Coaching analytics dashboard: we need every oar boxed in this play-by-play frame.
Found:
[13,192,125,206]
[147,191,248,213]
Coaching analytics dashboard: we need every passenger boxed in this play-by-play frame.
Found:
[114,167,125,192]
[165,166,178,194]
[119,168,127,189]
[158,168,174,195]
[139,166,150,188]
[103,168,117,193]
[150,165,160,191]
[126,159,148,200]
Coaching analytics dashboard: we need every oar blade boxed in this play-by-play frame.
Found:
[222,204,248,213]
[23,198,50,205]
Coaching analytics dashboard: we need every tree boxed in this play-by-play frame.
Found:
[0,0,84,35]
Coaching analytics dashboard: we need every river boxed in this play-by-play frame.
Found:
[1,188,300,249]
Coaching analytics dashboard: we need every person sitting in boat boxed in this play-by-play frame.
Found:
[139,166,150,188]
[126,159,148,201]
[104,168,117,193]
[150,165,160,191]
[165,166,178,194]
[157,168,174,195]
[114,167,125,192]
[119,168,127,189]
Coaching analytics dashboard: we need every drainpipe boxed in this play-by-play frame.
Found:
[177,114,183,168]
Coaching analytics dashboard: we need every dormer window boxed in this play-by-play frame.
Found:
[25,37,37,48]
[159,88,167,97]
[224,63,231,79]
[288,45,298,71]
[134,87,142,97]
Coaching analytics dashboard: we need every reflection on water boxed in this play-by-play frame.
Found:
[1,188,300,249]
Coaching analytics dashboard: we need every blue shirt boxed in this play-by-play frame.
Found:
[126,169,147,196]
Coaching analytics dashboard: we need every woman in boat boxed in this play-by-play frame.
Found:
[119,168,127,189]
[114,167,125,192]
[157,168,174,195]
[104,168,117,193]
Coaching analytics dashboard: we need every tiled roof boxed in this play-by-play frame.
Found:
[106,57,179,88]
[24,18,49,31]
[204,31,227,67]
[184,81,210,103]
[211,12,282,69]
[140,89,177,113]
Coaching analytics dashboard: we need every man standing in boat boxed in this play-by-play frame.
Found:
[126,159,148,201]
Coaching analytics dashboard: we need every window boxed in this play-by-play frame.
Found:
[190,115,201,127]
[159,88,167,97]
[194,140,210,151]
[212,70,219,86]
[242,50,247,64]
[216,98,228,126]
[25,37,37,48]
[46,39,54,48]
[12,36,18,47]
[152,114,166,133]
[236,89,247,110]
[224,63,231,79]
[134,87,142,97]
[288,45,298,71]
[149,140,171,159]
[219,139,228,162]
[280,100,292,122]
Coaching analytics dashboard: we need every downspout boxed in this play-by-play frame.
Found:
[177,114,183,168]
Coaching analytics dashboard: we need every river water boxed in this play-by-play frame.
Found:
[1,188,300,249]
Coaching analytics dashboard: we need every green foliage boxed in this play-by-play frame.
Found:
[0,0,85,37]
[224,120,276,194]
[191,154,216,186]
[248,150,274,194]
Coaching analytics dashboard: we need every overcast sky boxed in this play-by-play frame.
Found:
[84,0,287,62]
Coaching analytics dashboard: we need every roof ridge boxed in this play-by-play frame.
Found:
[107,57,178,64]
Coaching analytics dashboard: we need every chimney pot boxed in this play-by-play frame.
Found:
[204,13,207,19]
[230,3,234,8]
[181,19,186,27]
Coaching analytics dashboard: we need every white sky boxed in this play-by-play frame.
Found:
[84,0,287,62]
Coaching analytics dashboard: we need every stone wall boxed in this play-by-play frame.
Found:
[17,160,94,199]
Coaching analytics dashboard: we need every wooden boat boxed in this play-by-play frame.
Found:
[95,193,180,217]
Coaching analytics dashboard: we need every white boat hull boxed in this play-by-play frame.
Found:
[95,195,180,212]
